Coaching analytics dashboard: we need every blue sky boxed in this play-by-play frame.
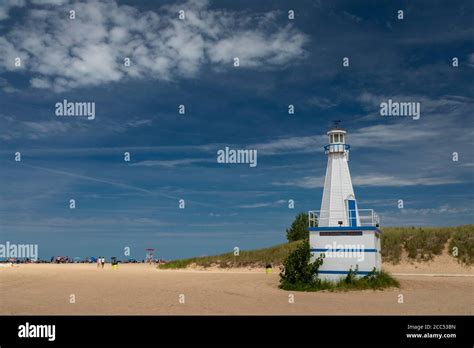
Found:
[0,0,473,260]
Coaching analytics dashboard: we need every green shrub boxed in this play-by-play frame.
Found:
[344,265,359,284]
[333,269,399,291]
[286,212,310,242]
[363,267,379,282]
[279,239,324,289]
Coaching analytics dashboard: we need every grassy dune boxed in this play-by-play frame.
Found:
[159,241,301,269]
[382,225,473,264]
[160,225,473,269]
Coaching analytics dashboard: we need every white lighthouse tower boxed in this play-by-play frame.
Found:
[309,122,382,281]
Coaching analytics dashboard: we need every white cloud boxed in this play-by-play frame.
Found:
[2,216,169,228]
[273,174,463,188]
[237,199,286,208]
[30,77,53,89]
[352,175,463,187]
[399,205,473,216]
[0,115,76,140]
[252,93,473,155]
[468,53,474,67]
[347,123,437,147]
[30,0,68,4]
[251,135,325,155]
[0,76,19,92]
[307,96,337,109]
[207,25,307,68]
[125,119,152,128]
[0,0,308,91]
[249,122,438,155]
[131,158,212,168]
[273,176,325,189]
[22,120,71,134]
[0,0,25,21]
[20,163,157,194]
[0,114,155,140]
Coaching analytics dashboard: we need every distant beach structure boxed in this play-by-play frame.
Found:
[309,122,382,281]
[145,248,155,264]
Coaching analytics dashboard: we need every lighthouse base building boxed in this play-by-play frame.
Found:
[309,224,382,281]
[309,123,382,281]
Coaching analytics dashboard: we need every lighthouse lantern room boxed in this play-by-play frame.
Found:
[309,122,382,281]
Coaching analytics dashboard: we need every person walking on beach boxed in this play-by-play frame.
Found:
[97,257,101,268]
[101,257,105,269]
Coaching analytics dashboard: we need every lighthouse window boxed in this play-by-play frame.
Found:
[334,134,340,142]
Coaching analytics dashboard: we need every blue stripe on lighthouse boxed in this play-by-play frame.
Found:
[318,270,372,275]
[309,226,382,233]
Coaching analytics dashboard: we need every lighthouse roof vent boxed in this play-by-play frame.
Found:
[327,120,346,137]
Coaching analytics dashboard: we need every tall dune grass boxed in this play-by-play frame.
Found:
[381,225,473,264]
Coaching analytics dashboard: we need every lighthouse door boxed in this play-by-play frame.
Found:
[347,199,357,227]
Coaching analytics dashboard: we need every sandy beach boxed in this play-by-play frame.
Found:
[0,263,472,315]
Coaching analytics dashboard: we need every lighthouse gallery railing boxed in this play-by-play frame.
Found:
[308,209,380,228]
